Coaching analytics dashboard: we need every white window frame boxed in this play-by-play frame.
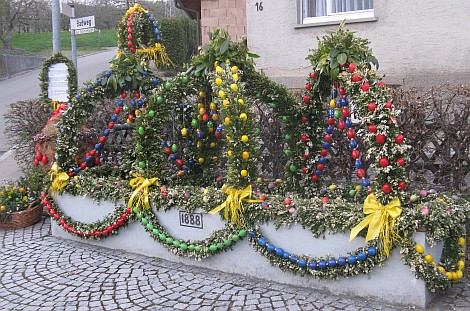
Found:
[300,0,375,26]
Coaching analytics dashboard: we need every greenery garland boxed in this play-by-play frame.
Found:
[39,53,77,106]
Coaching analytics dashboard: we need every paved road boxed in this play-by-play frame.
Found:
[1,218,469,311]
[0,48,118,153]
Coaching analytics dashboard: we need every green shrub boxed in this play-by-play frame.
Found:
[159,17,198,67]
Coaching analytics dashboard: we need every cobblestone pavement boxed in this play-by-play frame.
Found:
[1,218,469,311]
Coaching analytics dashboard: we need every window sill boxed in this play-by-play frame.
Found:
[296,15,377,29]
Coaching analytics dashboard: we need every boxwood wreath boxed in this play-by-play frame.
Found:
[45,8,470,294]
[39,53,77,106]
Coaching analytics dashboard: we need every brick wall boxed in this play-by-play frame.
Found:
[201,0,246,43]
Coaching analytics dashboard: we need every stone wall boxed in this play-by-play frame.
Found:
[0,54,44,79]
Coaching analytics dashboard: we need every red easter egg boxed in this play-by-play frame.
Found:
[352,149,360,159]
[376,134,386,144]
[311,175,319,182]
[305,84,312,91]
[310,73,317,79]
[396,158,405,166]
[368,124,377,133]
[368,102,377,111]
[382,184,392,194]
[352,74,362,82]
[361,83,370,92]
[303,96,310,104]
[398,181,406,189]
[379,157,390,167]
[395,134,405,144]
[349,63,357,73]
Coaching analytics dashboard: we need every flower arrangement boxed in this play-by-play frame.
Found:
[0,184,34,222]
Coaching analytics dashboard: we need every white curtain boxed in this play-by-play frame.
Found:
[332,0,373,13]
[316,0,327,16]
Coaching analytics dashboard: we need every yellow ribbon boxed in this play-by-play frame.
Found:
[126,3,148,16]
[209,184,262,227]
[136,43,175,68]
[349,194,402,257]
[117,50,123,58]
[49,162,69,193]
[51,100,60,110]
[128,176,159,211]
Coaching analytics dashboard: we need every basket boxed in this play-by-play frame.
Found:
[0,201,43,229]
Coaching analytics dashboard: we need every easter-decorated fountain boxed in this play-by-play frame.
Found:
[44,7,469,307]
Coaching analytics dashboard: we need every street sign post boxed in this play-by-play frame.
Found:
[70,16,95,30]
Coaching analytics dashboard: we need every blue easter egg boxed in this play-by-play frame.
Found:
[153,78,159,85]
[267,244,275,252]
[282,252,290,259]
[318,260,327,269]
[357,252,367,261]
[345,118,352,127]
[182,165,189,171]
[362,179,371,187]
[85,156,91,162]
[326,126,334,134]
[275,248,284,257]
[131,100,136,107]
[298,259,307,267]
[138,100,144,107]
[87,86,92,92]
[189,159,195,166]
[355,160,363,169]
[367,247,377,256]
[349,139,358,148]
[338,257,347,266]
[169,154,177,161]
[248,231,256,237]
[111,115,117,122]
[97,78,102,85]
[94,143,101,150]
[328,259,337,267]
[117,100,124,106]
[309,262,317,270]
[290,256,298,264]
[347,256,357,264]
[154,29,160,35]
[323,142,330,149]
[257,238,266,246]
[75,95,80,100]
[315,170,322,176]
[74,168,81,173]
[319,157,327,164]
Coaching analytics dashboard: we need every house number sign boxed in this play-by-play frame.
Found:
[179,211,203,229]
[255,2,263,11]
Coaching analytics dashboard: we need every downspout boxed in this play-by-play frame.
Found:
[174,0,201,46]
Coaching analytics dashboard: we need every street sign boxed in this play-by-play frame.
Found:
[60,2,73,17]
[70,16,95,30]
[75,28,95,35]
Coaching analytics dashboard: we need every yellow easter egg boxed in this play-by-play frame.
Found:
[198,91,205,98]
[240,170,248,177]
[215,78,223,86]
[210,102,217,110]
[456,270,463,279]
[232,74,239,81]
[231,66,238,74]
[424,254,433,263]
[241,135,249,143]
[230,84,238,92]
[238,98,244,105]
[458,260,465,270]
[212,114,218,121]
[415,244,424,254]
[198,157,205,164]
[458,237,465,247]
[181,128,188,136]
[437,266,446,274]
[329,99,336,108]
[240,113,247,121]
[242,152,250,160]
[216,66,223,74]
[210,142,216,148]
[223,99,230,107]
[224,117,231,124]
[218,90,226,98]
[199,107,206,115]
[227,150,233,157]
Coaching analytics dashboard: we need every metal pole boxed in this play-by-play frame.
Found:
[70,4,77,70]
[51,0,61,53]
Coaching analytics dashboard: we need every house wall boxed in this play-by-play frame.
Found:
[201,0,247,44]
[245,0,470,89]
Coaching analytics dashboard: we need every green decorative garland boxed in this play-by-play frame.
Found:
[39,53,77,105]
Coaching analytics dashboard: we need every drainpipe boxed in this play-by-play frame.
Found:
[174,0,201,46]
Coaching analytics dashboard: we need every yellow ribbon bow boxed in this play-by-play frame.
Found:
[209,184,262,227]
[349,193,402,257]
[128,176,159,211]
[136,43,175,68]
[49,162,69,193]
[126,3,148,16]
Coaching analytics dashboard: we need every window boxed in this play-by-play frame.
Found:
[301,0,375,25]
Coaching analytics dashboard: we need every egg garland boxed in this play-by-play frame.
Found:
[43,194,133,238]
[248,229,382,279]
